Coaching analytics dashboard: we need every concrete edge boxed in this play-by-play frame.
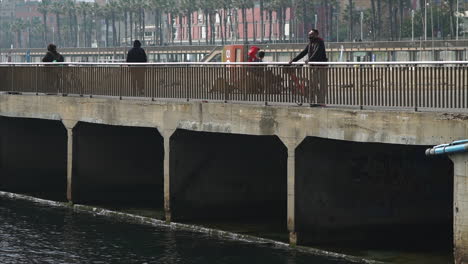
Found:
[0,191,384,264]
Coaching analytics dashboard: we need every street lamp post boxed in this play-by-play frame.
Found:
[314,14,318,29]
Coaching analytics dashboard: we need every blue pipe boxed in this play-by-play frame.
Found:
[426,140,468,156]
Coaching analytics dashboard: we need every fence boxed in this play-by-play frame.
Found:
[0,62,467,110]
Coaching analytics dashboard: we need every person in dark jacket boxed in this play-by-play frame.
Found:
[289,29,327,64]
[288,29,328,105]
[42,43,64,62]
[42,44,64,94]
[126,40,147,62]
[126,40,147,96]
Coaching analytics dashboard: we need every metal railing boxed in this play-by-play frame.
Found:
[0,62,467,111]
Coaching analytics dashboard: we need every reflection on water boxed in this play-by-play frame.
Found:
[0,198,352,264]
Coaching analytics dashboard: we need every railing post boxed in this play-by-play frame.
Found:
[359,64,364,110]
[415,65,419,111]
[264,65,268,106]
[224,65,229,103]
[10,65,13,93]
[186,64,189,102]
[35,65,38,95]
[119,65,123,100]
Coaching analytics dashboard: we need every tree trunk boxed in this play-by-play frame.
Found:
[74,12,78,47]
[137,8,142,40]
[43,14,47,45]
[142,8,146,44]
[260,0,264,42]
[188,11,192,45]
[204,12,209,44]
[242,8,248,43]
[398,0,403,40]
[124,11,128,45]
[105,18,109,47]
[69,11,74,46]
[95,17,99,47]
[129,12,133,43]
[268,10,273,42]
[302,0,307,41]
[233,9,239,42]
[112,11,117,46]
[377,0,382,39]
[252,6,256,42]
[370,0,376,40]
[348,0,353,41]
[158,10,163,45]
[179,15,183,44]
[220,10,224,45]
[289,6,293,41]
[153,10,157,45]
[449,0,455,38]
[388,0,393,40]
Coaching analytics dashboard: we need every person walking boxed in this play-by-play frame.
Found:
[126,40,147,96]
[288,29,328,105]
[42,44,64,94]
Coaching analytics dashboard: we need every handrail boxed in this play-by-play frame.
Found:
[1,61,468,66]
[0,63,467,110]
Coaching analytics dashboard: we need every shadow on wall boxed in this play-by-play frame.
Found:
[0,116,67,201]
[72,122,164,207]
[170,129,287,222]
[296,136,453,250]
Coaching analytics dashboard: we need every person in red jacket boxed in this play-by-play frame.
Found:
[247,46,260,62]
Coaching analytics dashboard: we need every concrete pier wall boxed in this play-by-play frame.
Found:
[296,137,453,246]
[450,153,468,264]
[0,94,466,261]
[72,122,164,205]
[170,130,286,221]
[0,117,67,200]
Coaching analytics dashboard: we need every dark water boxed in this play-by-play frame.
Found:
[0,197,353,264]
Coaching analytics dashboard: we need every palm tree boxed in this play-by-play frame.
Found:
[119,0,130,45]
[149,0,168,45]
[234,0,254,43]
[101,4,112,47]
[92,3,102,47]
[78,2,93,47]
[11,18,25,48]
[37,0,50,45]
[181,0,196,45]
[51,2,64,46]
[199,0,216,44]
[134,0,146,42]
[63,0,77,47]
[30,17,43,48]
[108,0,120,46]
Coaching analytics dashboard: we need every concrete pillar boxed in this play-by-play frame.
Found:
[279,136,301,246]
[450,153,468,264]
[62,120,77,203]
[163,129,175,223]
